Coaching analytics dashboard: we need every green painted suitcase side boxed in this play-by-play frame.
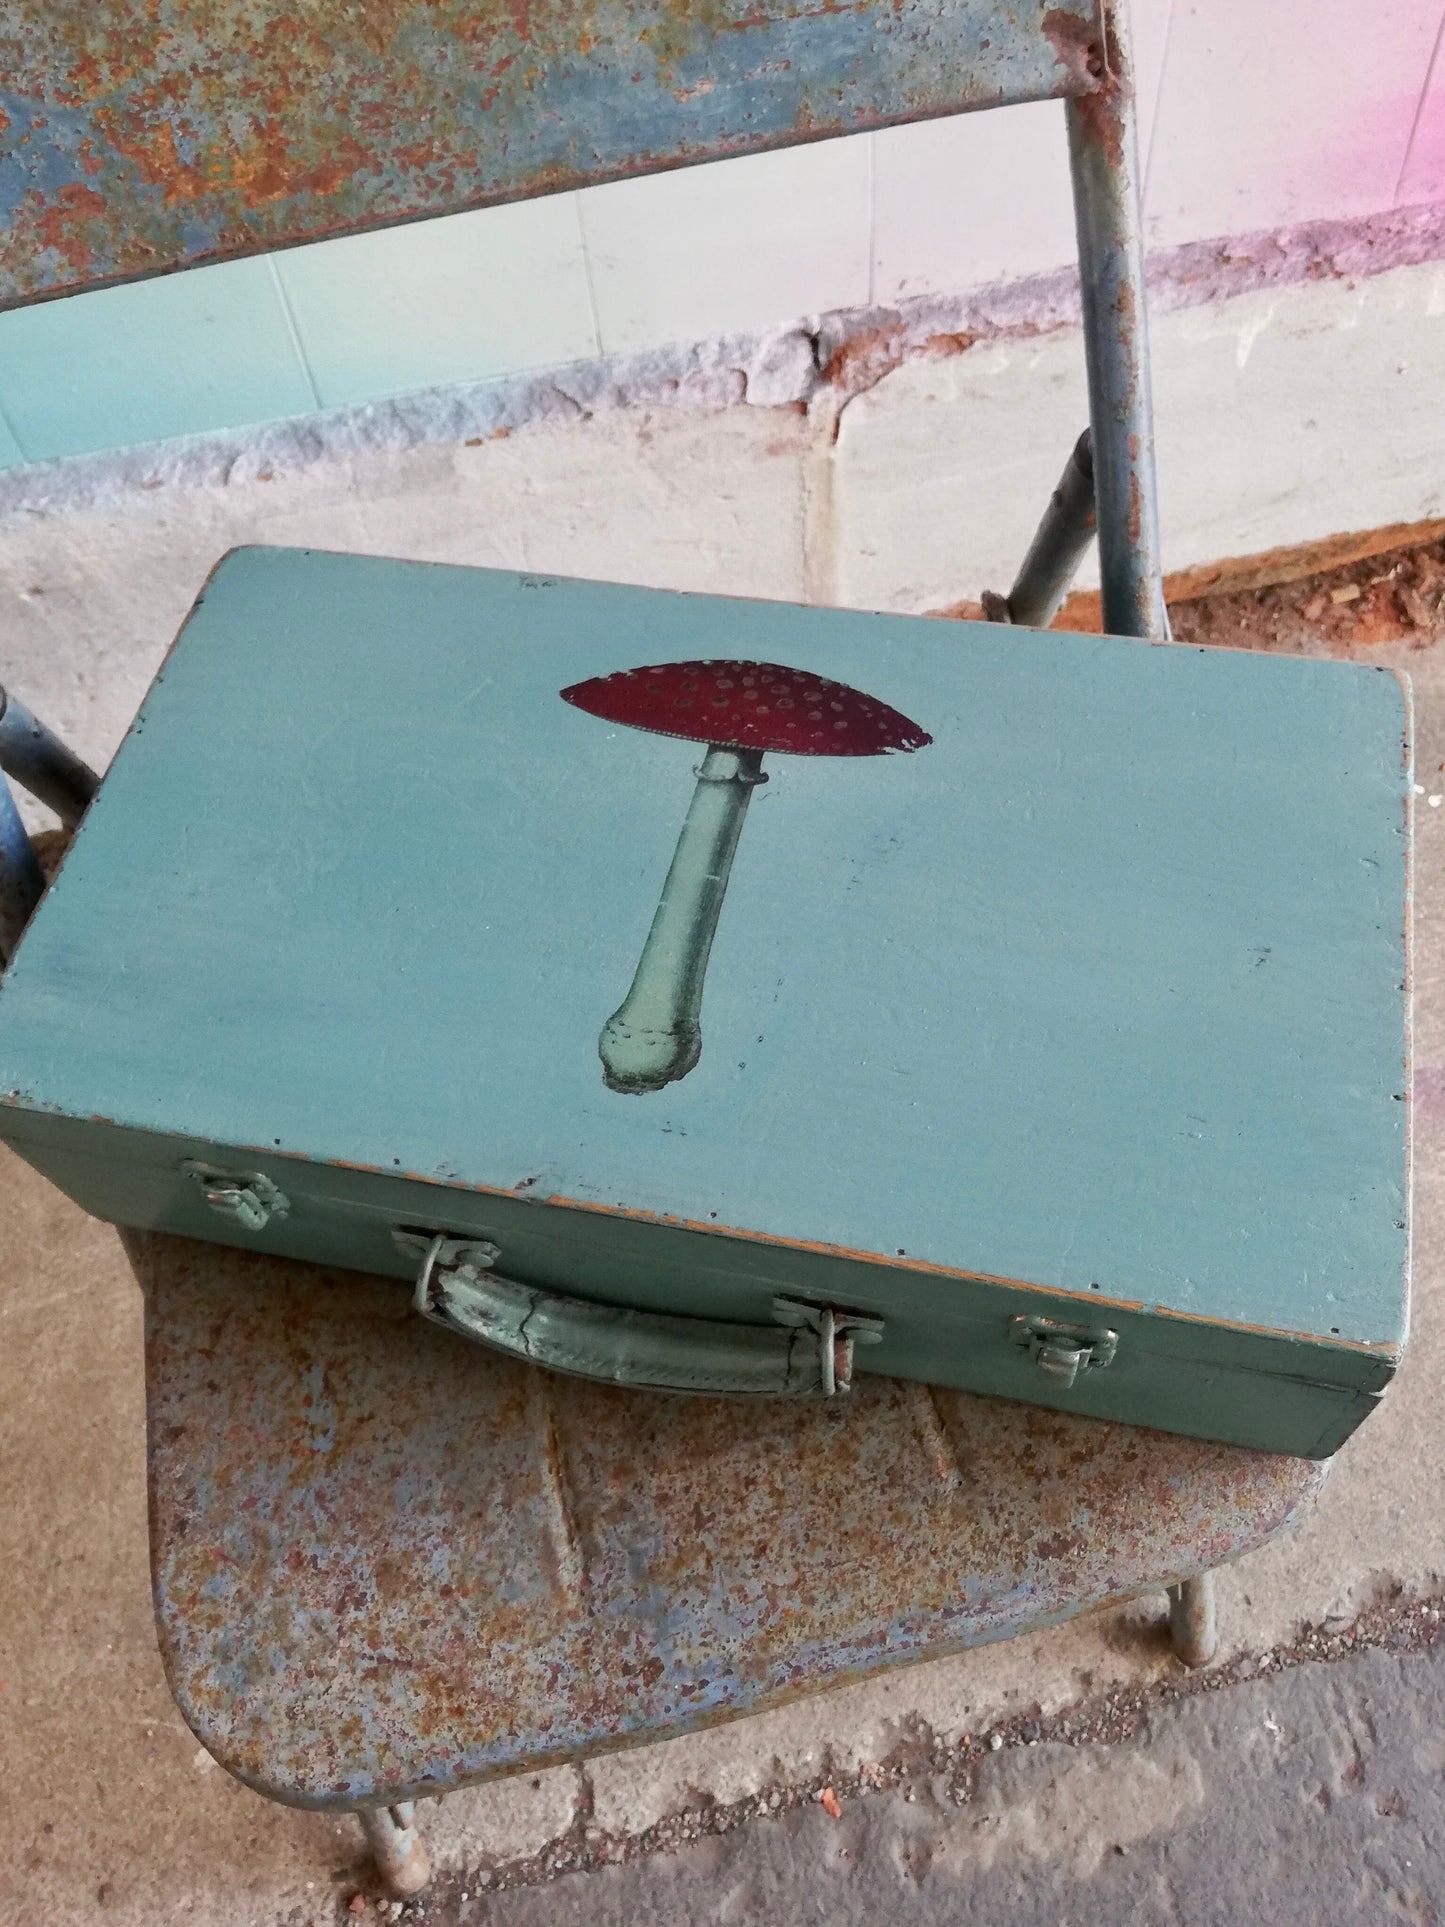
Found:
[0,548,1411,1453]
[1,1107,1394,1459]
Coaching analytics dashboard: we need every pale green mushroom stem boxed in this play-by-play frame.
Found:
[600,743,767,1095]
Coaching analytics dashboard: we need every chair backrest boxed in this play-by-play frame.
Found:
[1,0,1104,309]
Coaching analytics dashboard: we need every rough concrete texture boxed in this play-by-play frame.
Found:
[3,199,1442,529]
[428,1642,1445,1924]
[0,405,813,834]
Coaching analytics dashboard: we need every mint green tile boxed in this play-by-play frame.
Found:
[0,259,317,462]
[275,198,598,409]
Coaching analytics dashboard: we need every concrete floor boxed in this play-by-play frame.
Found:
[435,1636,1445,1925]
[3,497,1444,1921]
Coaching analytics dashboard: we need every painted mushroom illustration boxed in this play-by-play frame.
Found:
[560,660,932,1095]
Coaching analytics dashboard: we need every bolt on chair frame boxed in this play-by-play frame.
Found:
[0,1,1237,1903]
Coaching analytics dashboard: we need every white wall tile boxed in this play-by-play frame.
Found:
[275,197,599,409]
[872,102,1077,306]
[0,257,316,463]
[1397,15,1445,204]
[1146,0,1443,246]
[1130,0,1177,174]
[831,257,1445,616]
[578,139,871,354]
[873,0,1175,308]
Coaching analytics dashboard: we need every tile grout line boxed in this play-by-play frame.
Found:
[265,255,324,411]
[1140,0,1178,212]
[573,194,607,360]
[0,387,32,466]
[1394,1,1445,206]
[865,131,877,310]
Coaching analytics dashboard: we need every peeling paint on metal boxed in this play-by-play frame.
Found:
[0,0,1103,308]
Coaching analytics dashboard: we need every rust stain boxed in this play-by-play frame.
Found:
[1070,81,1124,170]
[1064,2,1125,170]
[33,181,106,269]
[819,323,906,394]
[921,329,979,359]
[1040,6,1106,87]
[2,0,1107,306]
[127,1225,1326,1807]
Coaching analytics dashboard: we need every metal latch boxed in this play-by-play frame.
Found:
[181,1160,291,1232]
[1010,1314,1118,1389]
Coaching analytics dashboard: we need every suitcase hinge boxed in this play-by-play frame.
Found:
[1010,1314,1118,1389]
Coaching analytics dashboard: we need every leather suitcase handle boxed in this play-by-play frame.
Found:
[403,1231,883,1398]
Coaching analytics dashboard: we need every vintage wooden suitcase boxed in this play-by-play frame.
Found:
[0,548,1411,1454]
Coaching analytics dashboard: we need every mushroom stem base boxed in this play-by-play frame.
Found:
[600,743,764,1095]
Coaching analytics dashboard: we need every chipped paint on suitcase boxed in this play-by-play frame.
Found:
[0,548,1412,1454]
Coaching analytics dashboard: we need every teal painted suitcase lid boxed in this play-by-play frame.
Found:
[0,548,1411,1364]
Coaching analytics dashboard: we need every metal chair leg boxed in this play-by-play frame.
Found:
[1167,1573,1217,1668]
[0,685,99,828]
[357,1801,432,1898]
[1065,1,1169,643]
[983,429,1097,629]
[0,684,98,968]
[0,768,43,967]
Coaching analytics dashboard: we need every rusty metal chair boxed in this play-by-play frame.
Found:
[2,0,1327,1900]
[128,1232,1324,1898]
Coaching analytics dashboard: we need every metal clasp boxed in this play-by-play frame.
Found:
[180,1160,290,1232]
[1010,1314,1118,1390]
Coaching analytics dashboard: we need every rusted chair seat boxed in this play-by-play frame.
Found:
[128,1230,1327,1895]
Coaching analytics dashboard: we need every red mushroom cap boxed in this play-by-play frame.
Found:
[560,660,931,757]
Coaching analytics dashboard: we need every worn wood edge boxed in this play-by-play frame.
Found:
[4,1099,1403,1373]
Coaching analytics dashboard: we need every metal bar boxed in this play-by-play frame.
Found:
[1065,1,1170,641]
[1168,1573,1218,1668]
[1,0,1106,308]
[0,687,100,828]
[0,769,44,968]
[356,1802,431,1898]
[985,430,1097,629]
